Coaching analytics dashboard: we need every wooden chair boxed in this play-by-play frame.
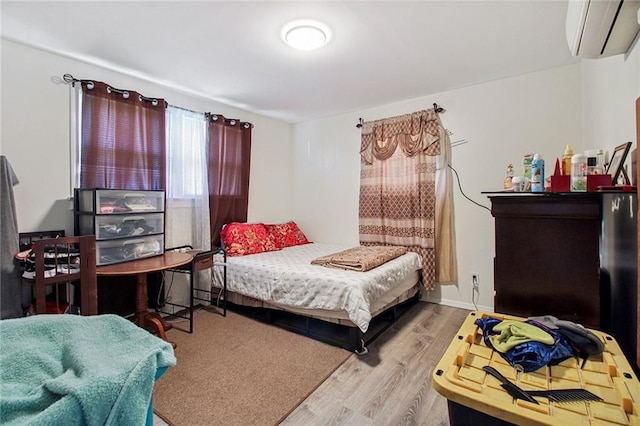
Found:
[19,230,66,248]
[31,235,97,315]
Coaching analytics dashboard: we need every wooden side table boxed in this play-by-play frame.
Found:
[97,252,193,347]
[159,246,227,333]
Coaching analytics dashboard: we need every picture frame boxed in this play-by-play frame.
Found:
[606,141,632,185]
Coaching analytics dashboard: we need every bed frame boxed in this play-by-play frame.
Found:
[221,285,421,354]
[208,230,424,353]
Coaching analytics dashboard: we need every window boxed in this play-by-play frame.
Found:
[72,78,253,247]
[166,107,208,198]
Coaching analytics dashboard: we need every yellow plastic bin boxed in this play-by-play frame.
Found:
[432,311,640,425]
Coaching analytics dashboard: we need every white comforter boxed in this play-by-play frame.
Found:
[213,243,422,332]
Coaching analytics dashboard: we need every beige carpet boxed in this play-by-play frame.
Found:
[153,308,352,426]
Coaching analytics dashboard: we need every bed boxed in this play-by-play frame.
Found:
[211,222,423,353]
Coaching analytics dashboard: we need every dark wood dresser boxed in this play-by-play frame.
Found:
[488,193,602,328]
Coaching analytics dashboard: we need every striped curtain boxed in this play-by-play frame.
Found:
[80,81,166,191]
[359,109,441,290]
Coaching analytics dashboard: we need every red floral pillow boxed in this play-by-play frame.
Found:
[265,221,311,248]
[220,222,279,256]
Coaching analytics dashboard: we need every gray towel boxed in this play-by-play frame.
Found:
[0,155,22,319]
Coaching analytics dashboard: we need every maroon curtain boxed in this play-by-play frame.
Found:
[207,114,252,247]
[80,81,166,190]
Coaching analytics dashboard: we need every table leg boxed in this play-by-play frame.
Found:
[135,273,176,348]
[134,273,149,327]
[146,314,176,349]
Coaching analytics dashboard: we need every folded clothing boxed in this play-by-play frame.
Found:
[22,264,80,280]
[311,245,407,272]
[488,320,555,353]
[17,245,81,280]
[529,315,604,361]
[476,316,575,372]
[98,219,154,238]
[16,247,80,265]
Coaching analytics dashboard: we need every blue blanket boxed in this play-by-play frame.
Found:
[0,314,176,425]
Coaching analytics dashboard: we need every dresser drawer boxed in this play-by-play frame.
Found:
[78,213,164,240]
[76,189,165,214]
[96,235,164,266]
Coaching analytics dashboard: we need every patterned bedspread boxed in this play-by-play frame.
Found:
[213,243,422,332]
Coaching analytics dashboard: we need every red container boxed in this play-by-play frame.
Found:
[549,174,570,192]
[549,174,612,192]
[587,174,612,191]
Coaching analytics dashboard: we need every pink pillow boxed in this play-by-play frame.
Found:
[220,222,279,256]
[265,221,311,248]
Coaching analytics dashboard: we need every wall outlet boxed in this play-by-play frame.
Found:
[471,272,480,288]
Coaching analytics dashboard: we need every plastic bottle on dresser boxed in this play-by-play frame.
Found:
[522,154,533,179]
[531,154,545,192]
[585,149,598,175]
[595,149,605,174]
[562,144,574,176]
[571,153,587,192]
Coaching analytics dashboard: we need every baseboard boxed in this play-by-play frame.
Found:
[422,293,493,313]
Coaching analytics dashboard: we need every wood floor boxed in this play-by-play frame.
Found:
[280,302,470,426]
[153,302,470,426]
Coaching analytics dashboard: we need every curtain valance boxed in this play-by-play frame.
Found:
[358,106,456,290]
[360,109,440,164]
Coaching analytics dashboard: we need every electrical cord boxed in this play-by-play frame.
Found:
[210,263,226,308]
[441,134,488,309]
[156,271,175,308]
[471,275,479,311]
[448,162,487,311]
[448,163,491,213]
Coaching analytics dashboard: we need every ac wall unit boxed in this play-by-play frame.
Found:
[566,0,640,58]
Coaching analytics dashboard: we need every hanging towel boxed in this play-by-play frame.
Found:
[0,155,21,319]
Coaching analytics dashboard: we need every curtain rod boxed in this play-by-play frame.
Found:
[64,73,161,106]
[63,73,94,89]
[356,103,445,128]
[168,104,206,117]
[62,73,253,128]
[162,107,254,128]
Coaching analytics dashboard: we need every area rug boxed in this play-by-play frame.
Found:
[153,308,352,426]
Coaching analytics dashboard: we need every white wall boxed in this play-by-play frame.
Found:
[291,38,640,312]
[3,36,637,312]
[292,64,584,311]
[580,41,639,163]
[1,40,294,236]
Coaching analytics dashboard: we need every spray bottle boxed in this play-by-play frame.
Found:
[531,154,545,192]
[562,144,573,176]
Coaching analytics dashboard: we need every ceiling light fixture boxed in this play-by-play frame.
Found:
[281,20,331,51]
